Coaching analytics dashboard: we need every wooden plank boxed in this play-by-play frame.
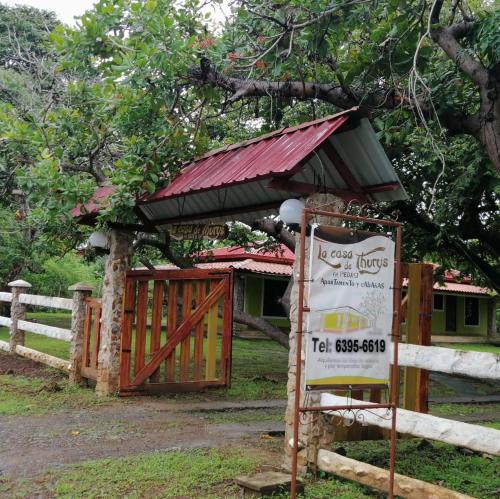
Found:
[0,339,10,351]
[321,393,500,456]
[19,293,72,310]
[126,268,232,280]
[0,316,12,327]
[134,281,149,375]
[15,345,70,372]
[82,305,92,368]
[403,264,421,411]
[220,274,233,386]
[165,281,177,382]
[132,279,226,386]
[396,343,500,380]
[90,304,101,369]
[318,450,473,499]
[205,281,219,381]
[180,283,193,382]
[81,366,98,380]
[193,280,206,381]
[150,280,164,383]
[120,379,225,396]
[418,264,433,413]
[17,320,71,342]
[0,292,12,303]
[119,279,136,389]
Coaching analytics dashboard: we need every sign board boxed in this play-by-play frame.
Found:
[170,224,228,240]
[304,225,394,389]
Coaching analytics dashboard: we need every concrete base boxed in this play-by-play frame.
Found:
[235,471,303,496]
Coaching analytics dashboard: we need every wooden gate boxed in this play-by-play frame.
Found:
[119,268,233,395]
[81,297,102,381]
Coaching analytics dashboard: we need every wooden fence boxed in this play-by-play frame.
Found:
[0,279,95,381]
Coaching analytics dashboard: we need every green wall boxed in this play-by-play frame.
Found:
[402,292,491,337]
[244,275,290,328]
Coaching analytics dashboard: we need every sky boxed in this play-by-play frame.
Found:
[3,0,97,25]
[3,0,230,26]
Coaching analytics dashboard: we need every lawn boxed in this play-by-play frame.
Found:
[439,343,500,354]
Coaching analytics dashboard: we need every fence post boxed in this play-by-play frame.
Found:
[68,282,94,385]
[8,279,31,353]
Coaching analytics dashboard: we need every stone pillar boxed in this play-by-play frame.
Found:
[284,194,345,473]
[95,229,133,396]
[8,279,31,353]
[68,282,94,385]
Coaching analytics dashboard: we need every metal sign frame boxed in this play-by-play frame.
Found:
[290,208,402,499]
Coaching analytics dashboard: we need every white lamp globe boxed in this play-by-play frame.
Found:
[88,230,109,249]
[279,198,305,225]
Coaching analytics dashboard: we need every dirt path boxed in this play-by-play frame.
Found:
[0,399,284,478]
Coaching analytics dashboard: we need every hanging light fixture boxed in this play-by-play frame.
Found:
[88,230,109,249]
[279,198,305,230]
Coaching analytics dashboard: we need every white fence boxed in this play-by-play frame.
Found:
[0,280,93,375]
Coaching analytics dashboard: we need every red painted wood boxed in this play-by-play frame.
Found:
[132,279,226,386]
[134,281,149,375]
[180,283,192,382]
[82,303,92,369]
[418,264,433,413]
[193,280,206,381]
[165,281,177,382]
[119,279,136,388]
[150,280,164,383]
[90,305,101,369]
[220,273,234,386]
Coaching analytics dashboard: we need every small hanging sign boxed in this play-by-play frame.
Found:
[304,225,394,389]
[170,223,228,240]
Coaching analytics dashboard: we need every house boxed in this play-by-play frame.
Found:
[195,246,497,341]
[403,269,498,341]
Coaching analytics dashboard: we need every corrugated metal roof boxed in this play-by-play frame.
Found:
[138,109,408,226]
[403,278,491,296]
[137,259,291,276]
[71,186,114,220]
[197,244,295,264]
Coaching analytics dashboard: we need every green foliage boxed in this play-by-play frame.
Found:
[22,252,101,298]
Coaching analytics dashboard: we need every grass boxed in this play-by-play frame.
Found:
[2,438,496,498]
[430,402,500,417]
[0,441,374,499]
[438,343,500,354]
[0,374,108,416]
[340,439,500,499]
[0,311,71,359]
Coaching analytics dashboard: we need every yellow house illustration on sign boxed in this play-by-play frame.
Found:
[321,306,371,333]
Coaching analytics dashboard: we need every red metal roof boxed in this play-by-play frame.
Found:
[196,243,295,264]
[138,259,292,276]
[71,186,114,220]
[143,111,351,203]
[402,278,491,296]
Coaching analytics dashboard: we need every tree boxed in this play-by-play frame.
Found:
[0,0,497,330]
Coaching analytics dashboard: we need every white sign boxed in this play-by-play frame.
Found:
[304,226,394,388]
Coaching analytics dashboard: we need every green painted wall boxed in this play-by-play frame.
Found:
[244,275,290,328]
[402,293,491,337]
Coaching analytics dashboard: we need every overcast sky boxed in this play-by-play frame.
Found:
[3,0,229,26]
[3,0,97,25]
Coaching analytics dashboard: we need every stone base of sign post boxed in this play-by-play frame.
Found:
[8,279,32,353]
[96,229,133,396]
[68,282,94,385]
[284,194,345,474]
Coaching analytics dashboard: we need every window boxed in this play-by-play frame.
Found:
[433,294,444,311]
[262,279,288,318]
[464,297,479,327]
